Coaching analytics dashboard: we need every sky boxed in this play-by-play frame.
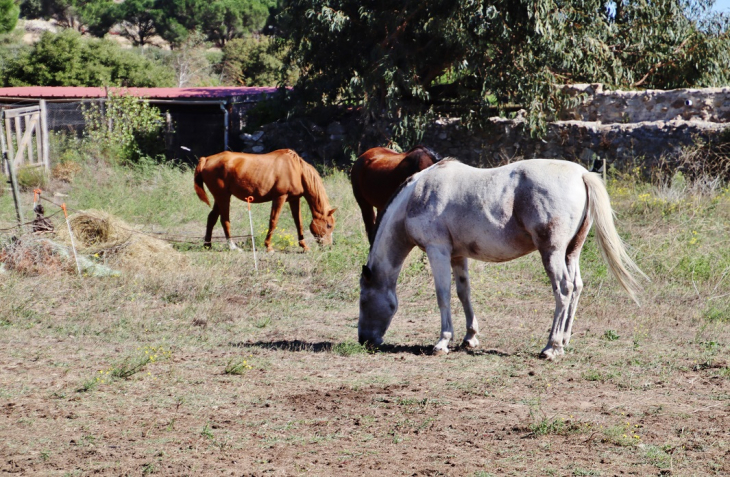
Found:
[713,0,730,12]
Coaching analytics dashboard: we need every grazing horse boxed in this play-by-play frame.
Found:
[350,146,440,242]
[194,150,337,252]
[358,158,646,360]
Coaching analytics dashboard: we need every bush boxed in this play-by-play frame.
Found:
[82,92,166,165]
[1,30,175,87]
[16,166,48,191]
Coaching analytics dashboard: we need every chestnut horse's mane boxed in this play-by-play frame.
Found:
[298,154,331,216]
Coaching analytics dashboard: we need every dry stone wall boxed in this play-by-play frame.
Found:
[243,86,730,170]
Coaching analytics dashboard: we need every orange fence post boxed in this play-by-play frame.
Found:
[245,196,258,272]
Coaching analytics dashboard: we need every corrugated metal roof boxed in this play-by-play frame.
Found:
[0,86,278,99]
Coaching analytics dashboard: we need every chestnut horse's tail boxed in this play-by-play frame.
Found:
[194,156,211,207]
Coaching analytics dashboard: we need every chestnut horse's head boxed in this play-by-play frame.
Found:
[310,208,337,245]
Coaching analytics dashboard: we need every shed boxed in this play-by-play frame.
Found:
[0,86,278,164]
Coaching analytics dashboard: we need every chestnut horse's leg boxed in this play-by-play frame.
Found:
[288,197,310,252]
[353,189,376,243]
[217,193,239,251]
[264,195,288,253]
[204,202,220,249]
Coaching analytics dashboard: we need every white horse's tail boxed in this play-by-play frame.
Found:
[583,173,647,304]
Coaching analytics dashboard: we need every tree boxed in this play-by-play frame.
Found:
[279,0,730,143]
[0,0,19,34]
[153,0,273,47]
[221,35,297,85]
[204,0,271,47]
[32,0,115,33]
[115,0,159,46]
[2,30,176,87]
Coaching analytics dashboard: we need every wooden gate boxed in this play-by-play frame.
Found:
[1,100,50,175]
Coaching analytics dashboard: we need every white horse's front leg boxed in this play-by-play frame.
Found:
[426,246,454,356]
[452,257,479,349]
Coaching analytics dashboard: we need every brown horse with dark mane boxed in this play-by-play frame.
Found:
[350,146,440,242]
[194,150,337,252]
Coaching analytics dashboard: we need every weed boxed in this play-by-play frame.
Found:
[530,417,567,436]
[201,423,214,439]
[603,330,620,341]
[583,369,614,382]
[16,166,48,191]
[572,469,600,476]
[224,356,253,375]
[332,340,369,357]
[142,463,156,474]
[255,316,271,328]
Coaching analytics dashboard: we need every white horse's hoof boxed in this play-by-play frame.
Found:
[539,346,563,360]
[462,337,479,349]
[432,347,449,356]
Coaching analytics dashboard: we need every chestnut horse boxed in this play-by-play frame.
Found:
[350,146,440,242]
[194,150,337,252]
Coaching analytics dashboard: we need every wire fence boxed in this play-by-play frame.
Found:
[0,194,253,245]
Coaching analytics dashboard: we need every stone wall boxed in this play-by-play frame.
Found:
[241,86,730,170]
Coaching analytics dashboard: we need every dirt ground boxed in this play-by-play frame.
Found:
[1,256,729,477]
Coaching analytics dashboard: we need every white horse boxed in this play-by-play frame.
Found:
[358,158,645,359]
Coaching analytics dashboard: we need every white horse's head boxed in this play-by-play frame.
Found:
[358,264,399,346]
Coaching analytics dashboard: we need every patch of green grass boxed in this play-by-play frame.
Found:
[583,369,614,382]
[529,417,568,436]
[572,468,600,476]
[603,329,620,341]
[332,340,368,357]
[644,444,673,469]
[704,303,730,323]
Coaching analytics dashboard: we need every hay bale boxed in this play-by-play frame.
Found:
[55,209,182,270]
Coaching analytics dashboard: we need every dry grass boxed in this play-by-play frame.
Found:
[0,160,728,475]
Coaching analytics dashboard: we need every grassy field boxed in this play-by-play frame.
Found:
[1,158,729,476]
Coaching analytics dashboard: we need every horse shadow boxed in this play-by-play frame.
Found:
[230,339,510,357]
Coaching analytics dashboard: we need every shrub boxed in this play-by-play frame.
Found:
[82,92,166,164]
[1,30,175,87]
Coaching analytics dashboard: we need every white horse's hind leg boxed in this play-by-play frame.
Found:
[539,249,574,360]
[562,261,584,347]
[426,245,454,356]
[452,257,479,349]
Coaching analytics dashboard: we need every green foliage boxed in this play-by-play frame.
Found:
[221,35,296,86]
[280,0,730,142]
[1,30,175,87]
[0,0,19,34]
[82,92,166,164]
[154,0,274,48]
[603,330,620,341]
[114,0,158,46]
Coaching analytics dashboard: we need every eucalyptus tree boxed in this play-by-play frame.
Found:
[280,0,730,143]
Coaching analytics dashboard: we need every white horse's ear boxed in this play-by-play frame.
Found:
[328,208,337,216]
[362,265,372,282]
